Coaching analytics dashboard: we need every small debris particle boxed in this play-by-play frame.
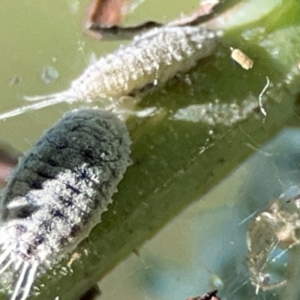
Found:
[69,0,80,14]
[40,65,59,84]
[230,47,254,70]
[67,252,81,268]
[9,75,21,87]
[258,76,269,117]
[209,274,224,289]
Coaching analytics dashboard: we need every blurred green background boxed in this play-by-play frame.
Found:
[1,0,300,299]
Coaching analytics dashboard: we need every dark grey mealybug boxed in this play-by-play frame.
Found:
[0,108,131,300]
[0,25,218,120]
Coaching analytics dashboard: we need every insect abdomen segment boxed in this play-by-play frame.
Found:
[0,108,131,300]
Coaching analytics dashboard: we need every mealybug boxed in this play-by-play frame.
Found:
[0,25,218,120]
[0,108,131,300]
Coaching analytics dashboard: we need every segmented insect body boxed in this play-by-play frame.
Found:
[0,25,218,120]
[0,108,132,300]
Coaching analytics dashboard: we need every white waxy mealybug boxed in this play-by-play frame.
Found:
[0,108,131,300]
[172,98,258,126]
[0,25,219,120]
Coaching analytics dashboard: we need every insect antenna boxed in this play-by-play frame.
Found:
[0,248,11,265]
[0,92,75,121]
[10,262,38,300]
[0,257,14,275]
[14,259,23,272]
[23,91,71,102]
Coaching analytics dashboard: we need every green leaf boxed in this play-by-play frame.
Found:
[1,0,300,299]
